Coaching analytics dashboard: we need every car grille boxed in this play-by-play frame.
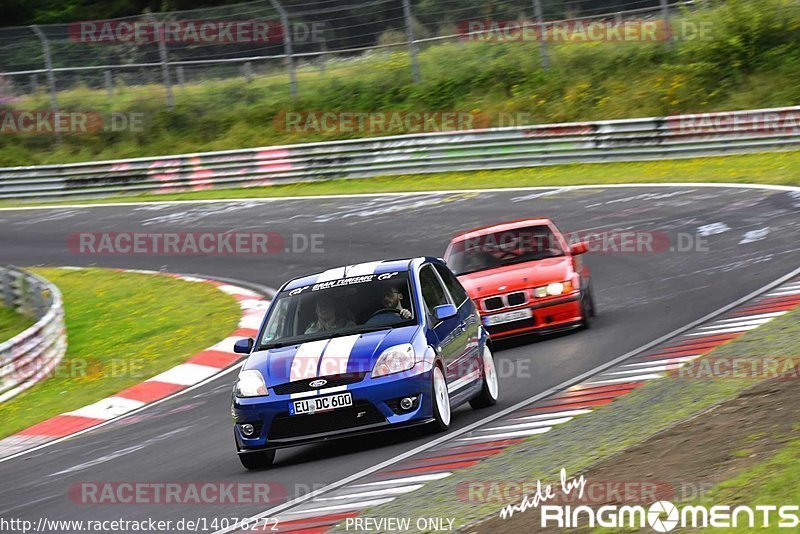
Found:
[268,401,385,440]
[488,316,537,335]
[483,296,504,311]
[507,291,528,307]
[272,372,367,396]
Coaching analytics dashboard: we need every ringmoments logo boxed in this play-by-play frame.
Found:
[499,469,800,531]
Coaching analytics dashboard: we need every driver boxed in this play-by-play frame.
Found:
[380,285,412,319]
[305,296,356,334]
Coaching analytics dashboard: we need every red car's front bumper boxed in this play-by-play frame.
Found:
[481,293,583,339]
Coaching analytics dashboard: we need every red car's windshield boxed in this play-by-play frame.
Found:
[446,225,564,275]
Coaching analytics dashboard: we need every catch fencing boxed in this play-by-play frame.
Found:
[0,267,67,402]
[0,105,798,200]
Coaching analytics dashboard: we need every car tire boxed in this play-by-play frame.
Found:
[580,286,596,329]
[238,449,276,470]
[470,344,499,409]
[430,365,451,431]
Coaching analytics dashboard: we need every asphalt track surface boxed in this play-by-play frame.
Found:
[0,185,798,530]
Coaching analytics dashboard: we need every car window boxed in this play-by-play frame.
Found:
[434,263,469,306]
[419,264,449,313]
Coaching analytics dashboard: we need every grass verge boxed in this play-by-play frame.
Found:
[327,308,800,532]
[0,267,241,439]
[0,150,798,210]
[0,306,35,344]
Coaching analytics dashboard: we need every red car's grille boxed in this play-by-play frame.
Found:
[483,296,504,311]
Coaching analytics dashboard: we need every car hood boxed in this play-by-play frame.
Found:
[244,325,421,385]
[457,256,573,298]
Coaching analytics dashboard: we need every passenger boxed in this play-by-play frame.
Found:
[305,296,356,334]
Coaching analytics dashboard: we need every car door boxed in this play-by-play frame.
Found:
[434,263,480,377]
[418,264,467,383]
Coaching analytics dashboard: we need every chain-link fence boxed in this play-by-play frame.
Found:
[0,0,682,111]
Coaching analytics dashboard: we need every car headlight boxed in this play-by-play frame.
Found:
[372,344,415,378]
[236,369,269,397]
[533,280,574,298]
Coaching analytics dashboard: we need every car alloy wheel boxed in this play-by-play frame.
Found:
[432,365,451,429]
[470,344,499,409]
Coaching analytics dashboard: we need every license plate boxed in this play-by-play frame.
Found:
[484,308,533,326]
[290,392,353,415]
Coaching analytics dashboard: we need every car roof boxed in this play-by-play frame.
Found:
[449,218,554,242]
[282,257,442,291]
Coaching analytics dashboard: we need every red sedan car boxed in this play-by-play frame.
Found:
[444,218,595,340]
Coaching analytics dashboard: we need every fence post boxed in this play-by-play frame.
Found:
[269,0,298,101]
[149,15,174,110]
[30,25,61,144]
[104,69,113,98]
[533,0,549,70]
[402,0,422,84]
[243,61,254,82]
[1,269,12,309]
[176,66,185,87]
[660,0,672,49]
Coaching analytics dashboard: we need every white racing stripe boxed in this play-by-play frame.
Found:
[447,370,481,393]
[319,335,360,377]
[344,261,383,277]
[315,267,348,283]
[290,339,330,381]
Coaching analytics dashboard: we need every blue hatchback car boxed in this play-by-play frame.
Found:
[231,257,499,469]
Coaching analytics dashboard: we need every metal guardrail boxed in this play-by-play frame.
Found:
[0,267,67,402]
[1,105,799,200]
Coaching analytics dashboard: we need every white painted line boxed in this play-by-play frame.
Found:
[217,284,260,297]
[282,497,396,516]
[767,289,800,297]
[352,473,452,488]
[603,365,682,376]
[239,314,263,330]
[713,312,787,323]
[208,336,243,354]
[147,363,221,386]
[458,427,552,442]
[480,417,573,432]
[312,484,424,502]
[586,373,664,386]
[239,298,270,311]
[622,355,702,368]
[201,264,800,534]
[65,396,145,420]
[687,325,762,336]
[509,409,592,422]
[699,318,773,329]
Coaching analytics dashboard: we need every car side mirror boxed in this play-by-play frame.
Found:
[570,242,589,255]
[433,304,457,321]
[234,338,254,354]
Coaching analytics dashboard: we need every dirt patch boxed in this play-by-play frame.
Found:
[471,376,800,533]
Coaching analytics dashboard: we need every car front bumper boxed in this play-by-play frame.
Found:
[232,363,434,452]
[482,293,583,339]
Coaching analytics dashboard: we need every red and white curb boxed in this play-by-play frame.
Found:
[240,275,800,534]
[0,268,270,460]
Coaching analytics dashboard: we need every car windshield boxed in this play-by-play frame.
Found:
[258,271,416,349]
[447,225,564,275]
